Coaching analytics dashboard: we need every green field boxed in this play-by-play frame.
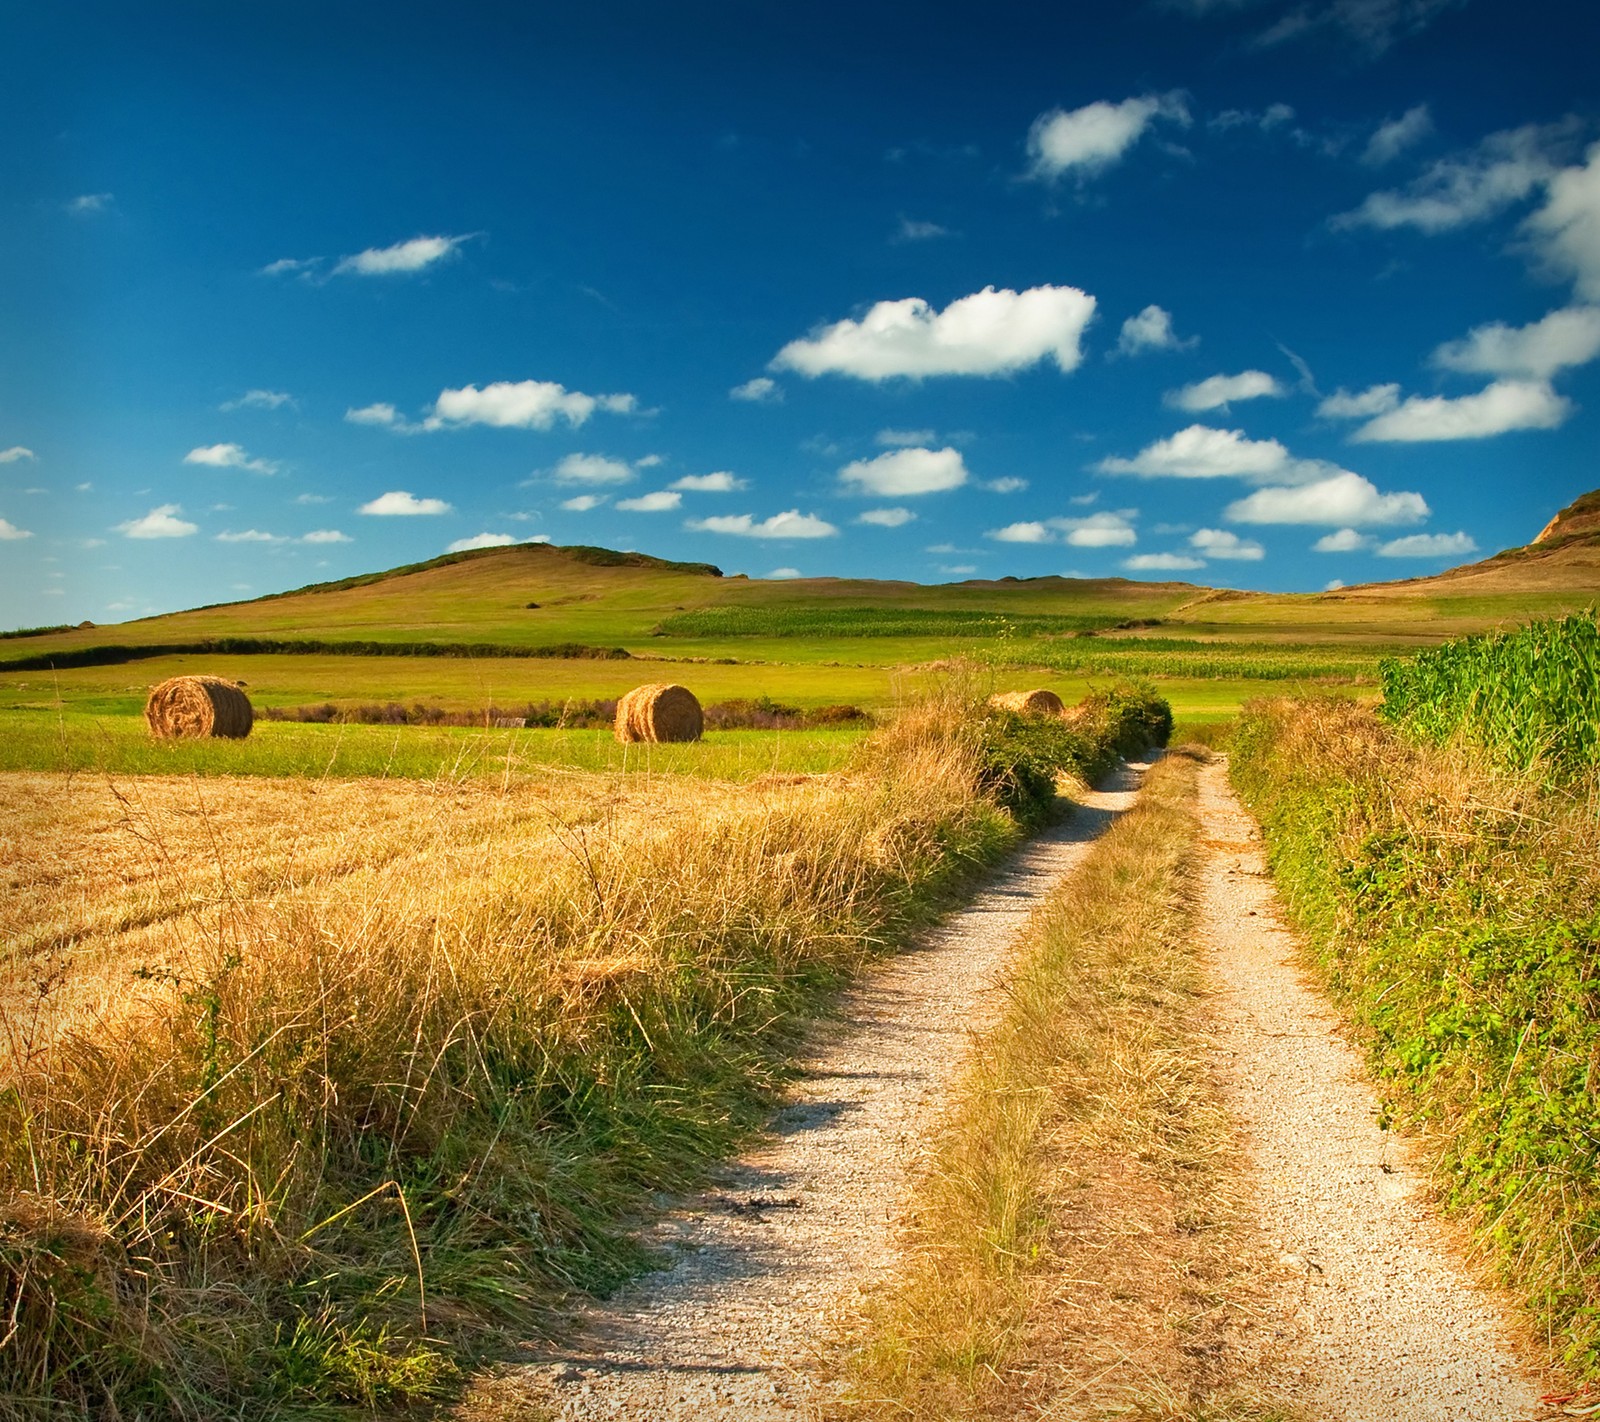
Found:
[3,520,1596,775]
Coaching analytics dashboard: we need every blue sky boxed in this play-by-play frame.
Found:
[3,0,1598,627]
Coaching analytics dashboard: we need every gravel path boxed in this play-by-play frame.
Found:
[1197,757,1548,1421]
[464,760,1154,1421]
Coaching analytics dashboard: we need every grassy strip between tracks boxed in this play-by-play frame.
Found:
[843,747,1298,1421]
[1232,697,1600,1380]
[0,682,1166,1420]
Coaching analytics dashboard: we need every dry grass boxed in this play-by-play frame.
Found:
[842,749,1300,1421]
[0,689,1036,1417]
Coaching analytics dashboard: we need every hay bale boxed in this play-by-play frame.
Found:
[988,688,1066,717]
[144,675,254,739]
[614,683,703,743]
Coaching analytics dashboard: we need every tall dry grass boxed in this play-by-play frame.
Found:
[1,684,1061,1417]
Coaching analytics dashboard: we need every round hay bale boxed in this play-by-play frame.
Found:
[988,688,1066,717]
[613,683,703,743]
[144,675,254,739]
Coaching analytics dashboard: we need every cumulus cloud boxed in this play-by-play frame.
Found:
[986,511,1137,547]
[1165,369,1285,411]
[1317,383,1401,418]
[0,517,33,540]
[221,389,294,412]
[1026,93,1190,180]
[301,529,352,544]
[334,234,470,276]
[358,490,452,516]
[1313,527,1370,552]
[260,256,318,277]
[615,490,682,512]
[838,447,969,497]
[448,532,517,552]
[730,376,782,403]
[983,476,1028,494]
[1123,552,1205,571]
[1334,122,1575,233]
[427,380,637,431]
[1226,471,1428,525]
[1096,424,1322,483]
[1376,530,1479,558]
[1351,379,1574,441]
[895,218,952,242]
[687,510,838,539]
[1525,142,1600,299]
[670,471,746,492]
[1432,306,1600,380]
[550,453,636,485]
[765,567,804,579]
[215,529,284,543]
[1363,104,1434,166]
[184,442,279,474]
[67,192,114,215]
[1190,527,1265,560]
[772,284,1097,381]
[857,508,916,527]
[561,494,606,511]
[345,402,407,429]
[118,504,198,539]
[1209,104,1296,134]
[0,446,35,463]
[1116,304,1195,356]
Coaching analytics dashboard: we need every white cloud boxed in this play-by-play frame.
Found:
[1252,0,1459,54]
[772,284,1097,381]
[561,494,607,511]
[987,521,1053,544]
[1165,369,1285,411]
[857,508,916,527]
[839,446,969,497]
[670,471,747,492]
[118,504,198,539]
[730,376,782,403]
[183,442,278,474]
[895,218,951,242]
[301,529,351,544]
[1432,306,1600,380]
[1325,579,1346,591]
[687,510,839,539]
[0,517,32,540]
[1334,122,1574,233]
[358,490,452,516]
[1313,527,1370,552]
[636,453,664,468]
[1525,142,1600,300]
[1209,104,1296,134]
[986,511,1137,547]
[876,427,937,447]
[294,493,333,505]
[334,234,470,277]
[1116,304,1195,356]
[1123,552,1206,571]
[215,529,284,543]
[1376,531,1479,558]
[1190,527,1264,560]
[67,193,113,215]
[551,453,636,485]
[1226,471,1428,525]
[1318,383,1401,418]
[1026,93,1190,180]
[615,490,682,512]
[765,567,804,579]
[260,256,318,277]
[426,380,637,432]
[345,402,407,429]
[448,532,517,552]
[1363,104,1434,166]
[0,446,36,463]
[1352,379,1573,441]
[221,389,294,412]
[1096,424,1322,483]
[983,476,1028,493]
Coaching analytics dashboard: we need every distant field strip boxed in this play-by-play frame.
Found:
[1027,639,1382,682]
[1380,609,1600,777]
[0,636,633,672]
[649,606,1122,638]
